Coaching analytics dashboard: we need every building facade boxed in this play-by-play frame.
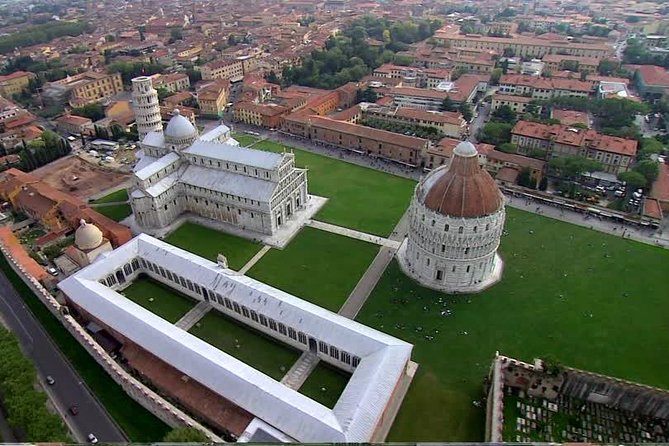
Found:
[398,141,505,293]
[49,71,123,107]
[130,110,308,235]
[0,71,35,98]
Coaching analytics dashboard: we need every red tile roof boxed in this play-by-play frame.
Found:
[636,65,669,88]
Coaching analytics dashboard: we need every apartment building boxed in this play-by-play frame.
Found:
[491,94,535,114]
[511,120,637,174]
[283,113,428,166]
[434,32,611,59]
[498,74,593,99]
[0,71,35,98]
[197,79,230,117]
[233,101,288,129]
[542,54,600,74]
[201,57,256,82]
[358,103,467,139]
[634,65,669,102]
[372,64,451,89]
[152,73,191,94]
[48,71,123,107]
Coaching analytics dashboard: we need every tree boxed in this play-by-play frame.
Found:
[156,87,170,101]
[517,167,533,188]
[549,156,601,179]
[633,159,659,185]
[490,68,502,86]
[265,70,279,84]
[617,171,646,190]
[163,427,209,443]
[458,102,473,122]
[440,96,456,112]
[168,27,183,44]
[491,104,517,123]
[638,137,664,160]
[498,142,517,153]
[477,122,513,145]
[597,59,618,76]
[72,103,105,121]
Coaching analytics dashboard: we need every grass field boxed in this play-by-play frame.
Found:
[357,207,669,442]
[94,204,132,222]
[247,227,379,311]
[232,133,260,147]
[189,310,299,381]
[92,189,128,204]
[122,278,195,323]
[164,222,260,270]
[0,257,169,441]
[252,140,415,236]
[298,362,350,408]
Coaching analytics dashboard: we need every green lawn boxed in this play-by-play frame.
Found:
[252,140,415,236]
[95,204,132,222]
[299,362,350,408]
[122,278,195,323]
[164,222,261,270]
[357,207,669,442]
[232,133,260,146]
[0,256,169,441]
[247,227,379,311]
[92,189,128,204]
[189,311,299,381]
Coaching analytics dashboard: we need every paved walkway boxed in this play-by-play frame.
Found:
[175,301,212,331]
[280,352,319,390]
[238,245,271,275]
[308,220,401,249]
[338,212,409,319]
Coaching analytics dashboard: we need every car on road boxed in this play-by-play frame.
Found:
[87,433,98,444]
[69,405,79,416]
[47,267,59,276]
[46,375,55,385]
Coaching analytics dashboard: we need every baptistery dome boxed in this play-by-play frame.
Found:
[75,219,104,251]
[398,141,506,294]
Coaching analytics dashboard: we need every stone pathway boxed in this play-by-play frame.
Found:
[308,220,401,249]
[280,352,319,391]
[175,301,212,331]
[338,212,409,319]
[238,245,271,275]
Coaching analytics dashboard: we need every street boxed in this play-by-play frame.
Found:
[0,269,126,443]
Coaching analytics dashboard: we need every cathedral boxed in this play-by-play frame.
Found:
[129,76,309,235]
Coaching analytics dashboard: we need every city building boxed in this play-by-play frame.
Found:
[65,219,114,267]
[398,141,506,293]
[511,121,638,174]
[542,54,600,74]
[197,79,230,118]
[233,101,288,129]
[152,72,191,93]
[201,58,245,82]
[55,114,93,136]
[0,168,132,247]
[46,71,123,107]
[130,109,309,235]
[0,71,35,98]
[58,233,415,442]
[357,103,468,139]
[633,65,669,101]
[491,94,535,115]
[498,75,593,100]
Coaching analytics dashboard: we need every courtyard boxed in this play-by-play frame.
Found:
[164,222,261,270]
[247,227,379,311]
[356,207,669,442]
[94,203,132,222]
[121,277,195,323]
[250,139,415,237]
[298,362,351,409]
[188,310,300,381]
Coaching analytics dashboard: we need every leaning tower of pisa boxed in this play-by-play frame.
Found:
[131,76,163,141]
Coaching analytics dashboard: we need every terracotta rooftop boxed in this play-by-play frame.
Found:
[421,141,504,218]
[650,162,669,203]
[635,65,669,88]
[0,227,48,282]
[550,109,590,127]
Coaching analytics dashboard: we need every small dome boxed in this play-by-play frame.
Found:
[418,142,503,218]
[164,109,197,142]
[75,219,103,251]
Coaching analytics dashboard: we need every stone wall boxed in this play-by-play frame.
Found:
[0,244,222,442]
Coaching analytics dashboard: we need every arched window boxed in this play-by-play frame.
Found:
[298,332,307,344]
[318,341,328,354]
[458,226,464,234]
[124,264,133,276]
[329,345,339,360]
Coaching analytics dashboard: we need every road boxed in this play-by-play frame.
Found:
[0,270,127,443]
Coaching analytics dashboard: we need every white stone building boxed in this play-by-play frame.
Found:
[398,141,506,293]
[131,76,163,141]
[130,79,309,236]
[58,234,414,442]
[67,219,113,267]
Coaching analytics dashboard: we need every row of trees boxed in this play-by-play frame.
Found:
[17,130,72,172]
[623,38,669,69]
[360,118,446,142]
[0,20,94,54]
[0,328,70,441]
[281,15,441,89]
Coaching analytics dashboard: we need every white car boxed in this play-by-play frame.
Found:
[87,433,98,444]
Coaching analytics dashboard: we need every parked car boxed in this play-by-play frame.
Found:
[47,267,59,276]
[87,433,98,444]
[46,375,55,385]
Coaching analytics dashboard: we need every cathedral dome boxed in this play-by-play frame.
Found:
[417,141,503,219]
[75,219,103,251]
[164,109,197,144]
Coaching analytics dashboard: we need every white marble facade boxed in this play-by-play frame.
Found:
[130,77,308,236]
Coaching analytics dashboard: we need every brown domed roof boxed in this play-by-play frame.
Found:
[419,141,503,218]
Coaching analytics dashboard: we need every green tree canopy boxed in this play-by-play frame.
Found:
[491,104,517,123]
[163,427,209,443]
[440,96,456,112]
[72,103,105,121]
[477,122,513,146]
[458,102,473,122]
[617,170,647,189]
[633,159,659,185]
[549,156,602,179]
